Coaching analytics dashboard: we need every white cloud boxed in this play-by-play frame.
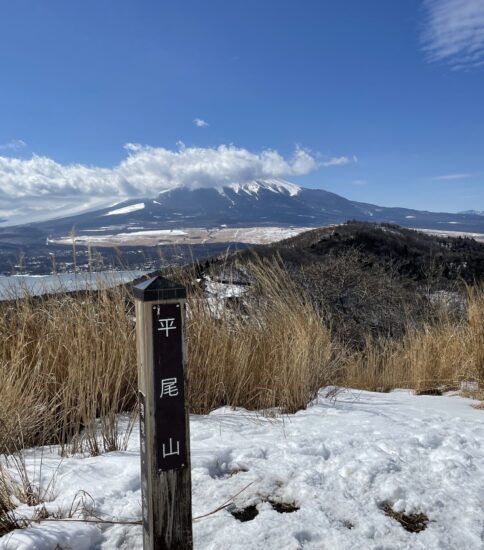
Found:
[421,0,484,68]
[116,144,319,192]
[352,179,368,186]
[431,172,473,180]
[193,118,209,127]
[0,139,27,151]
[322,155,356,167]
[0,144,324,225]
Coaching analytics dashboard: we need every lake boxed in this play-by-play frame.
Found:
[0,270,146,300]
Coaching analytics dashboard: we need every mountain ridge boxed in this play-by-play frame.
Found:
[2,179,484,243]
[460,210,484,216]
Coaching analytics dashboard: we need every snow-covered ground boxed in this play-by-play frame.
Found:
[48,229,189,245]
[415,228,484,243]
[2,389,484,549]
[48,226,312,247]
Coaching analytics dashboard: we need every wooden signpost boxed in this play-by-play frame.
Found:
[134,276,193,550]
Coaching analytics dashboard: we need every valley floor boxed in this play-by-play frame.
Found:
[48,226,314,247]
[2,389,484,549]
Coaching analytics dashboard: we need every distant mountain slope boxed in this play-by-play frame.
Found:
[230,221,484,284]
[460,210,484,216]
[200,221,484,346]
[1,179,484,245]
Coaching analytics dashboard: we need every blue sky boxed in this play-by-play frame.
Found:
[0,0,483,223]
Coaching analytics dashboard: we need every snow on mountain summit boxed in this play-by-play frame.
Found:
[155,178,301,198]
[225,178,301,196]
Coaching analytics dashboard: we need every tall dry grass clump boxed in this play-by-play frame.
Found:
[186,259,338,413]
[0,283,137,455]
[0,464,27,536]
[467,285,484,379]
[342,285,484,392]
[0,262,338,455]
[0,265,481,458]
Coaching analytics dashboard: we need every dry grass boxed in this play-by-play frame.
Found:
[0,284,137,455]
[0,465,28,536]
[0,262,482,535]
[0,265,482,461]
[186,259,338,413]
[0,261,338,456]
[341,285,484,393]
[380,502,429,533]
[0,465,18,536]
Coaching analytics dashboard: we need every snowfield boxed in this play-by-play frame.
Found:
[2,389,484,549]
[48,226,311,247]
[104,203,146,216]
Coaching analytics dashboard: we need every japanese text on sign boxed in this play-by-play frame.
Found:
[152,303,186,471]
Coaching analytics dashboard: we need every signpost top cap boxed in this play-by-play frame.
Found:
[133,276,186,302]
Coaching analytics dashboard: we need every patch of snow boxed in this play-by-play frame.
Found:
[204,281,247,299]
[226,179,301,197]
[202,278,249,317]
[414,228,484,243]
[48,227,310,247]
[2,390,484,549]
[216,189,236,205]
[243,182,262,195]
[104,203,145,216]
[225,227,309,244]
[405,215,416,219]
[380,226,401,235]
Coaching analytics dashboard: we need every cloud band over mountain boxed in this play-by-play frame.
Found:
[0,144,353,225]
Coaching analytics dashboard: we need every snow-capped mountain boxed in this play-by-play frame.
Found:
[3,179,484,241]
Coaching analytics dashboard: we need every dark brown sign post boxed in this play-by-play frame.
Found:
[134,276,193,550]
